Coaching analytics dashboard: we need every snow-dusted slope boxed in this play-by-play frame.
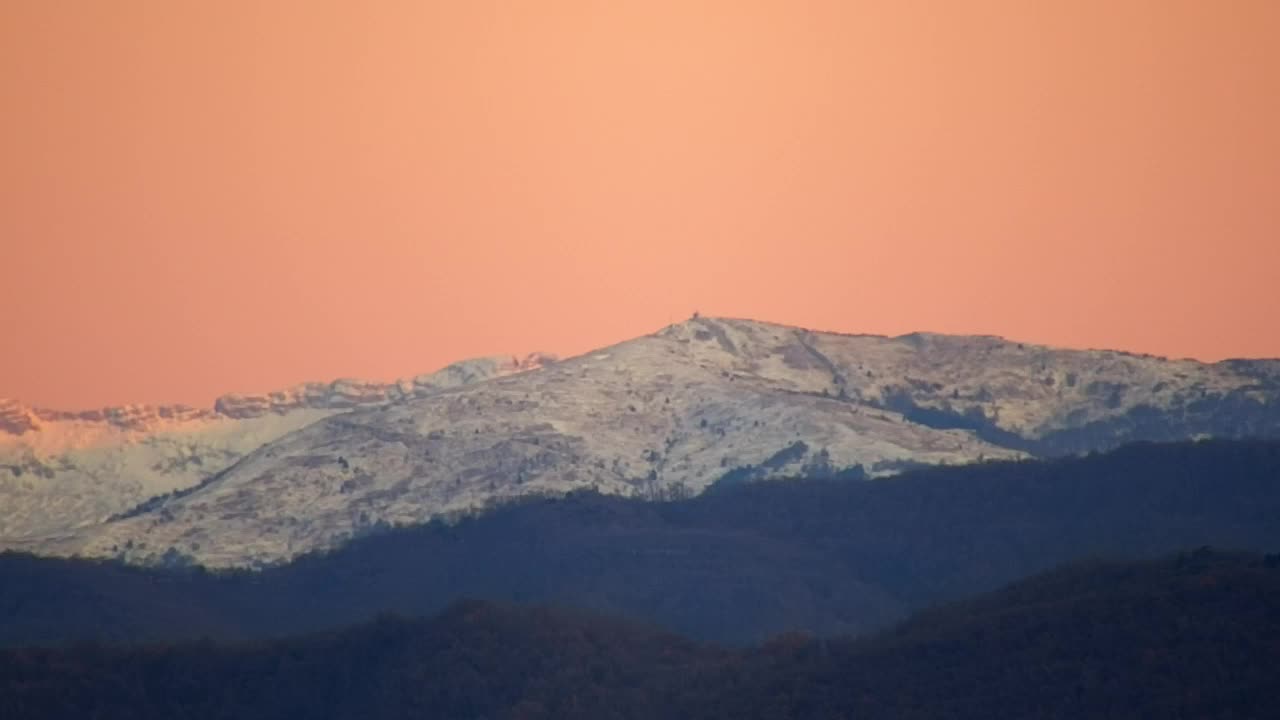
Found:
[42,317,1280,568]
[0,354,552,543]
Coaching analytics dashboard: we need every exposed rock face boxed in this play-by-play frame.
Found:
[38,317,1280,568]
[10,401,239,433]
[0,354,551,541]
[0,399,42,436]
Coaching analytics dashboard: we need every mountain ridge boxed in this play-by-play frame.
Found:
[1,352,557,436]
[7,316,1280,565]
[0,353,554,540]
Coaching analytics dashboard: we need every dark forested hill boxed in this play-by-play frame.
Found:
[3,551,1278,720]
[709,549,1280,719]
[2,439,1279,647]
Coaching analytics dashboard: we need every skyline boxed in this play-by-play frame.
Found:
[4,1,1279,409]
[2,314,1274,412]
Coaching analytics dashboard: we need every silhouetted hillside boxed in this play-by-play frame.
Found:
[0,600,720,720]
[710,549,1280,719]
[3,551,1278,719]
[2,439,1280,647]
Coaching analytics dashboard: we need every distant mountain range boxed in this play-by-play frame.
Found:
[4,316,1279,566]
[4,548,1277,719]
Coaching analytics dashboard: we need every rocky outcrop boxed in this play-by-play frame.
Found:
[210,354,556,420]
[0,399,41,436]
[3,355,557,434]
[213,381,388,419]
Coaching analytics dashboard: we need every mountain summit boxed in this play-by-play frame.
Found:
[15,316,1276,567]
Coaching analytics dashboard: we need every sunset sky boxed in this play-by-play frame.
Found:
[3,1,1278,410]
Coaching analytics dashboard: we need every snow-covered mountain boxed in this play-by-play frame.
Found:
[18,316,1277,568]
[0,354,553,543]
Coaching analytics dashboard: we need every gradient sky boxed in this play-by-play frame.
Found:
[3,1,1278,410]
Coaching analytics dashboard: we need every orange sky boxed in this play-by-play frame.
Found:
[3,1,1278,410]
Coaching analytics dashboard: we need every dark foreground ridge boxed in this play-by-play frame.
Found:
[3,439,1280,647]
[3,550,1278,719]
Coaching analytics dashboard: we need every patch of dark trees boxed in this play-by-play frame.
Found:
[2,550,1277,719]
